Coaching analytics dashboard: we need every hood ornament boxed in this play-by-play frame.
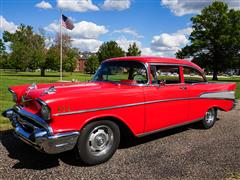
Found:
[43,86,56,95]
[28,83,37,90]
[22,83,38,102]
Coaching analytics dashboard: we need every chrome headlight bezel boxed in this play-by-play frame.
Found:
[37,99,51,121]
[8,88,17,102]
[41,105,51,121]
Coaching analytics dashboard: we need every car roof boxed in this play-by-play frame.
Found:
[105,56,203,72]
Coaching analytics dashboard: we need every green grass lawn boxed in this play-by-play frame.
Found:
[0,71,92,131]
[207,76,240,99]
[0,71,239,131]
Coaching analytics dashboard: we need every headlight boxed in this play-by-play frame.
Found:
[41,105,51,121]
[12,93,17,102]
[9,88,17,102]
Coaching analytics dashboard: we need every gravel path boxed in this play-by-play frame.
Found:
[0,105,239,180]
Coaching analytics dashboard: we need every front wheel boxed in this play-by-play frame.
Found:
[77,120,120,165]
[200,108,217,129]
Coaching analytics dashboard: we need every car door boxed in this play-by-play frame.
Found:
[144,64,189,133]
[182,66,209,121]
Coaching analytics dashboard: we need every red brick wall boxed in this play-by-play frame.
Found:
[75,59,86,72]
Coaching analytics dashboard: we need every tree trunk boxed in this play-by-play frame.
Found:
[40,68,45,77]
[212,69,218,80]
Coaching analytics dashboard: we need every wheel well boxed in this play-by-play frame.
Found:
[84,116,135,139]
[210,106,223,112]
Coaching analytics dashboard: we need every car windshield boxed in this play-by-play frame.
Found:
[92,61,148,85]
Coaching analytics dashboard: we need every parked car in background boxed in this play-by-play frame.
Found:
[3,57,237,165]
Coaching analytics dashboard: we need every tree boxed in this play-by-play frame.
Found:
[97,41,125,63]
[45,46,60,72]
[176,2,240,80]
[43,34,78,76]
[63,48,78,73]
[126,42,141,56]
[3,24,45,72]
[0,39,5,56]
[84,55,99,74]
[0,39,8,69]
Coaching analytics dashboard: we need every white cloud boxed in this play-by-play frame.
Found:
[175,27,192,35]
[114,28,143,38]
[116,36,141,51]
[57,0,99,12]
[72,38,102,52]
[71,21,108,39]
[161,0,240,16]
[150,27,192,57]
[114,36,164,57]
[103,0,131,11]
[151,33,188,50]
[44,21,108,39]
[35,1,52,9]
[45,37,54,49]
[0,16,17,33]
[44,20,108,52]
[114,36,166,57]
[44,21,59,32]
[141,47,164,57]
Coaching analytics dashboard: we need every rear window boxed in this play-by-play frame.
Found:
[150,65,180,85]
[183,67,206,84]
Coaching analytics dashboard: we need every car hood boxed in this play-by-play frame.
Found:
[22,82,106,101]
[10,81,113,103]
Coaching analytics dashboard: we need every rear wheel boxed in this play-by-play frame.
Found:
[77,120,120,165]
[200,108,217,129]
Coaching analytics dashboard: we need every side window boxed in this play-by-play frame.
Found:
[150,65,180,85]
[183,67,206,84]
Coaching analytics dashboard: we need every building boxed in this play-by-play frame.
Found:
[75,52,95,72]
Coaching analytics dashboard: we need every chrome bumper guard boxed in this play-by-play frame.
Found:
[2,106,79,154]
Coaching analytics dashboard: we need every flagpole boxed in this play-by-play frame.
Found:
[60,9,63,81]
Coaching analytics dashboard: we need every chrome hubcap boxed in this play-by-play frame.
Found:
[87,125,113,156]
[205,109,215,124]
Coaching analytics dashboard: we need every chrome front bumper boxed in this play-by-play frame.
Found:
[2,106,79,154]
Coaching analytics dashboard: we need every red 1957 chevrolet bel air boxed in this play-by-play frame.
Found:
[3,57,237,165]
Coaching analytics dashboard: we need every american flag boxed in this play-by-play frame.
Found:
[62,14,74,30]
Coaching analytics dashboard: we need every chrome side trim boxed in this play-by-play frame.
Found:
[53,100,150,116]
[53,95,235,117]
[200,91,235,100]
[137,118,203,137]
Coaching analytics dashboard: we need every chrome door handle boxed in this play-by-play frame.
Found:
[180,86,187,90]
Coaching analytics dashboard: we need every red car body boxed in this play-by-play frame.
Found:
[3,57,237,163]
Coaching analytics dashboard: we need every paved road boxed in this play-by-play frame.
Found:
[0,105,239,180]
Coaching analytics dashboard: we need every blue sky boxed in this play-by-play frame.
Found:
[1,0,240,56]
